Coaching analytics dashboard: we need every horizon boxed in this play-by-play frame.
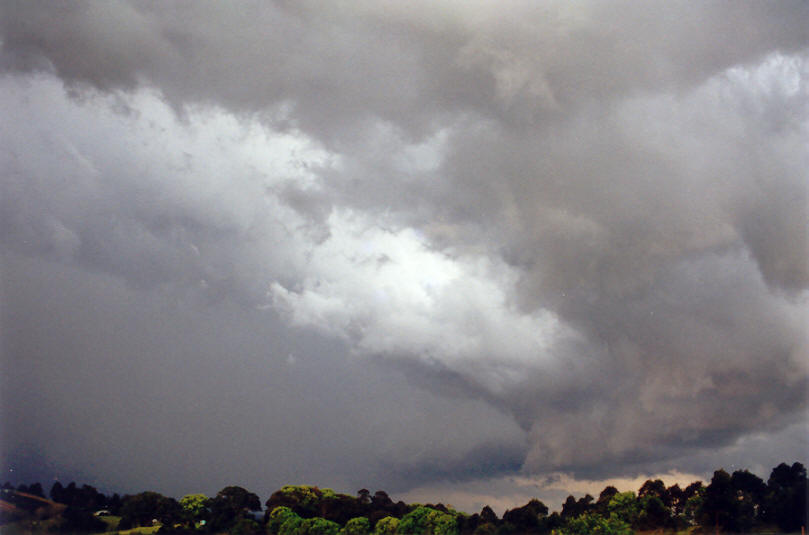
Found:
[4,460,804,517]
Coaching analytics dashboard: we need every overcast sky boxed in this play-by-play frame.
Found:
[1,1,807,514]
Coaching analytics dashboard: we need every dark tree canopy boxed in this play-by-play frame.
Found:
[119,491,182,529]
[594,486,619,517]
[638,479,670,506]
[209,485,261,531]
[2,461,805,535]
[763,462,808,532]
[698,469,753,533]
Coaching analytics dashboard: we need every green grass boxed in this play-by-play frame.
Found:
[95,514,165,535]
[102,520,161,535]
[98,516,121,531]
[109,526,160,535]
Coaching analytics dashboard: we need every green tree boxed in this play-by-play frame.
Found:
[280,516,304,535]
[341,516,371,535]
[232,517,262,535]
[634,496,668,531]
[595,487,619,515]
[606,492,638,526]
[268,506,302,535]
[372,516,399,535]
[635,480,672,530]
[559,513,632,535]
[679,481,704,526]
[293,517,341,535]
[179,493,210,525]
[398,506,459,535]
[267,485,329,518]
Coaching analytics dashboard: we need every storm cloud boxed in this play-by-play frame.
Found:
[1,0,807,508]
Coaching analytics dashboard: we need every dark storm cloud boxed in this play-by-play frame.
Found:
[2,1,807,138]
[1,0,807,497]
[0,75,527,494]
[1,249,527,496]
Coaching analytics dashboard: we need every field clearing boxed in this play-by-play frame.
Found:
[108,526,160,535]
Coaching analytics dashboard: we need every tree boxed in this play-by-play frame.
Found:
[109,493,123,515]
[763,462,807,532]
[398,506,459,535]
[341,517,371,535]
[372,516,399,535]
[280,516,304,535]
[357,489,371,505]
[209,486,260,531]
[231,517,262,535]
[698,469,748,532]
[320,492,366,525]
[472,523,497,535]
[268,506,302,535]
[560,513,631,535]
[268,485,328,519]
[372,492,393,509]
[26,483,45,498]
[560,495,593,520]
[677,481,704,526]
[635,495,669,531]
[479,506,498,525]
[60,506,108,532]
[595,486,619,515]
[730,470,766,530]
[667,484,684,516]
[607,492,639,526]
[179,493,210,526]
[50,481,64,502]
[119,491,182,529]
[638,479,670,507]
[502,498,548,534]
[731,470,766,504]
[299,517,341,535]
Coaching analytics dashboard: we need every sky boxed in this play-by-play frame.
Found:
[1,0,808,514]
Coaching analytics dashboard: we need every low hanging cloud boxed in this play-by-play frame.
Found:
[1,0,807,494]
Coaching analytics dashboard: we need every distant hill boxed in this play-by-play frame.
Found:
[0,488,65,522]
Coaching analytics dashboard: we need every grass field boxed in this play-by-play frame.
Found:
[96,516,161,535]
[0,516,161,535]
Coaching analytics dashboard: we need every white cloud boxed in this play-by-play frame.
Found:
[269,208,573,395]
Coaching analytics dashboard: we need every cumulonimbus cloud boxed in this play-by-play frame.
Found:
[1,1,807,483]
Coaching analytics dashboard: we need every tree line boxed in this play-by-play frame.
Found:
[1,461,805,534]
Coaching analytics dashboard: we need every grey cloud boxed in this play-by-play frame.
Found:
[2,2,807,139]
[1,0,807,497]
[1,250,527,496]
